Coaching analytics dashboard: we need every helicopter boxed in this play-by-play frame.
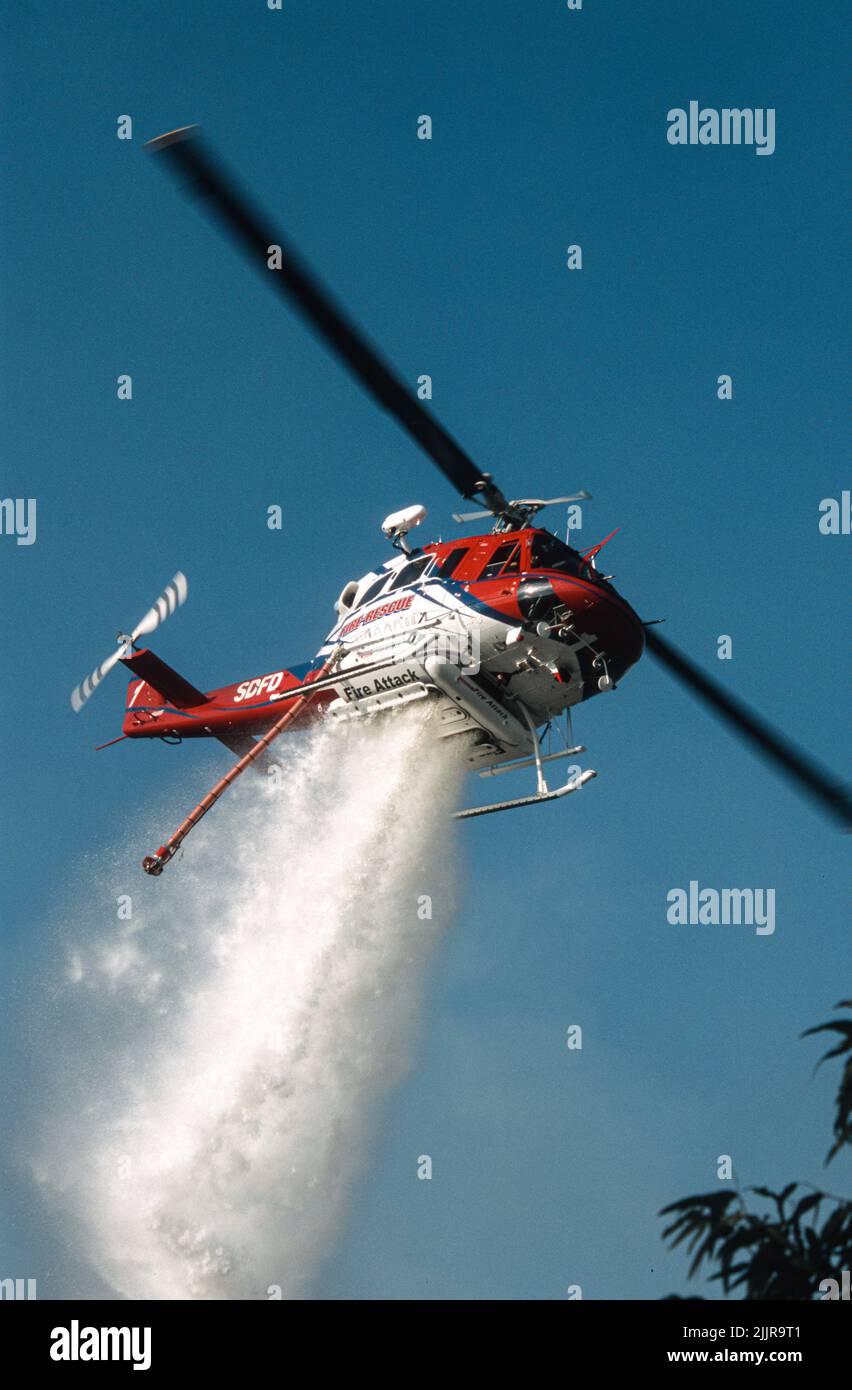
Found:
[71,127,851,874]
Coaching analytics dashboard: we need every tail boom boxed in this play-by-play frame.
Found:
[120,650,333,742]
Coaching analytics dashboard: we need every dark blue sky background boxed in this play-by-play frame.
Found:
[1,1,849,1298]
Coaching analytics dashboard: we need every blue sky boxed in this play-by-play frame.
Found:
[1,1,849,1298]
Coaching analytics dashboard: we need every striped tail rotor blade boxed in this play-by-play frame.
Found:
[131,572,188,641]
[70,572,188,713]
[70,645,126,712]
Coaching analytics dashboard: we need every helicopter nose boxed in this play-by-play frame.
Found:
[552,579,645,683]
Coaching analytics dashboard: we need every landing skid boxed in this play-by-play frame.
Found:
[455,769,596,819]
[455,705,597,819]
[326,655,599,816]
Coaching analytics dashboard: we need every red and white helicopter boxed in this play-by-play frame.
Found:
[71,129,851,873]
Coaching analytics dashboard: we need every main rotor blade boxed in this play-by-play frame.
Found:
[644,628,852,829]
[145,127,512,519]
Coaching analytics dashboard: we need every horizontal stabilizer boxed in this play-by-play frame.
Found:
[121,648,207,709]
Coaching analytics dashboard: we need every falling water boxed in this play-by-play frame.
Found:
[31,712,463,1298]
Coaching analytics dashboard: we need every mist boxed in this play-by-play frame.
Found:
[29,712,463,1299]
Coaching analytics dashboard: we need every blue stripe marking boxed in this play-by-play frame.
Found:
[130,659,325,720]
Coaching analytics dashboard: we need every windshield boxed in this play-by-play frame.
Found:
[355,573,391,608]
[386,553,433,591]
[531,532,595,582]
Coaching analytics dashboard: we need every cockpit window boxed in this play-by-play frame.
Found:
[357,573,391,608]
[436,546,468,578]
[531,533,593,581]
[477,542,521,580]
[500,545,521,575]
[386,553,433,591]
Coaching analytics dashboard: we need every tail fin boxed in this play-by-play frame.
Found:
[121,648,208,712]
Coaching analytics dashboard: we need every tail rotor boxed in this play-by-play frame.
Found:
[70,572,188,712]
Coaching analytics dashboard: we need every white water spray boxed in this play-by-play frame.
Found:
[32,713,463,1299]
